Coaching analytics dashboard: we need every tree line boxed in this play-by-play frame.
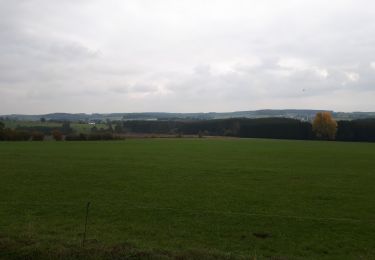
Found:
[1,113,375,142]
[0,121,116,141]
[115,118,313,140]
[116,113,375,142]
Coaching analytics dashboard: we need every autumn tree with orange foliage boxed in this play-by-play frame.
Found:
[52,129,63,141]
[312,112,337,140]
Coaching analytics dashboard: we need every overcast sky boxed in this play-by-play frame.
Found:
[1,0,375,114]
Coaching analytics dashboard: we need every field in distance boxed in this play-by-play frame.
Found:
[0,139,374,259]
[3,120,107,134]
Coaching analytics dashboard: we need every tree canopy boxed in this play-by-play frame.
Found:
[312,112,337,140]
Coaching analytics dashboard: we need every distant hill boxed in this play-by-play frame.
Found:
[1,109,375,122]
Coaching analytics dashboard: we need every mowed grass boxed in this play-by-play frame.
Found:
[0,139,375,259]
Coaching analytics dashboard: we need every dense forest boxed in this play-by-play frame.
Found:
[336,119,375,142]
[118,118,314,140]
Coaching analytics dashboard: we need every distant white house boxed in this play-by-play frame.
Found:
[88,122,96,125]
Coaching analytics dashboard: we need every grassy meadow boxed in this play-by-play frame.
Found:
[0,139,374,259]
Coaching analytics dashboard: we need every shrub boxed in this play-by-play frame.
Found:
[31,132,44,141]
[15,131,32,141]
[65,134,82,141]
[88,133,113,141]
[0,129,31,141]
[52,129,63,141]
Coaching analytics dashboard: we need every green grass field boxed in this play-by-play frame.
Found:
[0,139,375,259]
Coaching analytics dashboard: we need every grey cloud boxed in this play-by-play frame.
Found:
[1,0,375,114]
